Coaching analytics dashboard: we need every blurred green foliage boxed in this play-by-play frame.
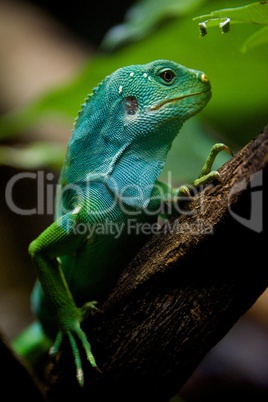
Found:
[194,1,268,51]
[0,0,267,183]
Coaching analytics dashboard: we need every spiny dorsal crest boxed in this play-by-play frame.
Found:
[72,74,112,131]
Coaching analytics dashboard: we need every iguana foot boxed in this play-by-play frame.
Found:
[49,301,101,387]
[173,143,232,200]
[193,143,232,187]
[81,300,103,316]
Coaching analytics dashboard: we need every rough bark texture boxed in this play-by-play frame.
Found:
[0,333,46,401]
[10,128,268,401]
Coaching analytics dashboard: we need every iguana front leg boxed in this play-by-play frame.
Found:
[156,143,232,218]
[193,143,233,187]
[28,211,98,386]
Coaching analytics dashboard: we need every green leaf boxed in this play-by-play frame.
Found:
[101,0,207,50]
[194,1,268,25]
[241,25,268,51]
[194,1,268,37]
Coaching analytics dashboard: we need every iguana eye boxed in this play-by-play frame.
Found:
[160,70,175,83]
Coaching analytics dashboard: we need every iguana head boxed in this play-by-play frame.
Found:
[108,59,211,137]
[63,60,211,208]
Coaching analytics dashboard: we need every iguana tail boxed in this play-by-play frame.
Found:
[12,321,52,366]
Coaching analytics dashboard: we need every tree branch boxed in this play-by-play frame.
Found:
[49,127,268,402]
[0,333,45,401]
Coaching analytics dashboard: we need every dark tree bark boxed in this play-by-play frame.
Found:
[0,333,46,401]
[38,127,268,400]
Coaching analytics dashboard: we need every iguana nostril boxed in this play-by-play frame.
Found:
[201,73,209,83]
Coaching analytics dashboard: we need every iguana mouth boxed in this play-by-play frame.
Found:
[150,89,211,111]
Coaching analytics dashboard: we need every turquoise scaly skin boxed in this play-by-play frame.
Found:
[13,60,229,386]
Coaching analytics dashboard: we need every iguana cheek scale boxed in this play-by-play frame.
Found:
[12,60,231,386]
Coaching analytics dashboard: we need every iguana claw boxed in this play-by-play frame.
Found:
[49,301,101,387]
[49,325,98,387]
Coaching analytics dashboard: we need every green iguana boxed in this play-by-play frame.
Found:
[13,60,231,386]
